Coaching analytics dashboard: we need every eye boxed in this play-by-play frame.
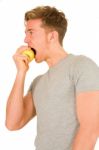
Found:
[29,31,33,35]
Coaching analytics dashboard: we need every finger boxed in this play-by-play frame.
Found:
[13,53,29,64]
[16,46,29,54]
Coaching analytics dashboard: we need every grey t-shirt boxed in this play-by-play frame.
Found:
[28,54,99,150]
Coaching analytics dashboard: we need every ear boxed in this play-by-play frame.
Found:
[48,31,58,42]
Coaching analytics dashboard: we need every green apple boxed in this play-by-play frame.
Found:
[22,49,35,62]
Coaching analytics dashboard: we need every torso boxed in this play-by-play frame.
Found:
[33,54,79,150]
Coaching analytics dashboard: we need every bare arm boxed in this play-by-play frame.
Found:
[5,46,36,130]
[72,91,99,150]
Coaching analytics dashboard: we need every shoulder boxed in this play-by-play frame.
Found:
[32,75,43,86]
[70,54,99,92]
[72,54,98,66]
[28,75,43,93]
[71,54,99,73]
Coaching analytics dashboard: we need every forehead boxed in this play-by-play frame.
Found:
[25,19,43,30]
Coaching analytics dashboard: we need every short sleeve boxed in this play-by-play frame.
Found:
[73,55,99,93]
[27,81,33,93]
[27,75,42,94]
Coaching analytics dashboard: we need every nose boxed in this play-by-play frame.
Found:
[24,33,31,44]
[24,35,29,44]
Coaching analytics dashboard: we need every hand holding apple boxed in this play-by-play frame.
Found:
[22,49,35,62]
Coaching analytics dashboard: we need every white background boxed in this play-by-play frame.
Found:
[0,0,99,149]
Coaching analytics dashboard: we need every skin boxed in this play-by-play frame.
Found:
[6,19,99,149]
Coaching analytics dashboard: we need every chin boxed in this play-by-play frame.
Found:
[35,58,43,63]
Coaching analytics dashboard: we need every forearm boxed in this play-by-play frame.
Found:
[72,127,98,150]
[6,71,26,129]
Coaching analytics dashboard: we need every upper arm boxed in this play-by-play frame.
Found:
[76,91,99,133]
[21,91,36,127]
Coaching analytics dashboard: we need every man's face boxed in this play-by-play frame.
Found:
[24,19,50,63]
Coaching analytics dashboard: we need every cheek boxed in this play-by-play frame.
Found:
[31,35,48,50]
[36,39,46,48]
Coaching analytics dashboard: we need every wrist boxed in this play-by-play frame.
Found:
[16,70,27,78]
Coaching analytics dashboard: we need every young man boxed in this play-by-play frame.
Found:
[6,6,99,150]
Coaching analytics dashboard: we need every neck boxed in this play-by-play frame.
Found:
[45,47,68,67]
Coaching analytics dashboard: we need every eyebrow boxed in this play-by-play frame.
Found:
[25,29,34,33]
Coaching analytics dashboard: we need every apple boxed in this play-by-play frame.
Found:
[22,49,35,62]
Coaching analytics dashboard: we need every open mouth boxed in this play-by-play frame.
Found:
[31,48,36,56]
